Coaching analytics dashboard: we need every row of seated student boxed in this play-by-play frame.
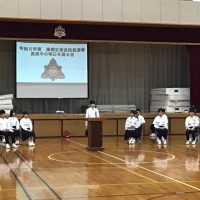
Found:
[125,108,199,146]
[124,109,145,144]
[0,110,35,149]
[84,100,146,140]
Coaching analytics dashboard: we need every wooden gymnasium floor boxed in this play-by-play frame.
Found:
[0,136,200,200]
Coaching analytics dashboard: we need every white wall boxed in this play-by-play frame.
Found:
[0,0,200,25]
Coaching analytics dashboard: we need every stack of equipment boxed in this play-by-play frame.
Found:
[97,105,136,113]
[150,88,190,112]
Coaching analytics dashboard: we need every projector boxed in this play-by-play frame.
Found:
[56,110,64,114]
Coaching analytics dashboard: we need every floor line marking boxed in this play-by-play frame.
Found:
[49,191,200,200]
[48,149,175,164]
[101,148,200,192]
[67,139,200,192]
[0,154,32,200]
[66,142,158,183]
[1,180,200,191]
[0,181,182,191]
[48,151,123,164]
[14,151,63,200]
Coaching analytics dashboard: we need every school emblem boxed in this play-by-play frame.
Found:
[41,58,65,81]
[54,25,66,39]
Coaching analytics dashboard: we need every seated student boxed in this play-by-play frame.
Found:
[153,108,168,145]
[8,110,20,145]
[162,109,168,123]
[0,110,18,149]
[161,109,168,142]
[20,111,35,147]
[0,134,6,143]
[185,108,199,145]
[85,100,100,136]
[124,110,139,144]
[194,109,200,142]
[149,123,156,139]
[136,109,145,139]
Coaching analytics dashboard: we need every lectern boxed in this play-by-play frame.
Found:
[87,118,104,151]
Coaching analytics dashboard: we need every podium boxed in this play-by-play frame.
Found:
[86,118,104,151]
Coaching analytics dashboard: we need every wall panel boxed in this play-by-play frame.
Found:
[161,0,180,24]
[141,0,161,23]
[180,1,199,25]
[102,120,117,135]
[83,0,102,21]
[0,0,18,18]
[170,118,185,134]
[123,0,142,22]
[41,0,61,20]
[19,0,41,19]
[103,0,122,21]
[34,120,62,137]
[0,0,200,25]
[62,0,82,20]
[63,120,85,136]
[118,119,126,136]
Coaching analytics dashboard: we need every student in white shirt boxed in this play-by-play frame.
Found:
[20,111,35,147]
[85,100,100,136]
[136,109,145,140]
[185,109,199,145]
[0,110,18,149]
[194,110,200,142]
[149,108,167,139]
[149,124,156,139]
[162,109,168,124]
[124,110,139,144]
[8,110,20,145]
[153,108,168,145]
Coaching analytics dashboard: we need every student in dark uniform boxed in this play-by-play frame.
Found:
[150,123,156,138]
[8,110,20,145]
[0,110,17,149]
[136,109,145,139]
[185,108,199,145]
[124,110,139,144]
[20,111,36,147]
[153,108,168,145]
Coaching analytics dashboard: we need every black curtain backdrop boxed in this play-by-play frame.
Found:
[187,46,200,107]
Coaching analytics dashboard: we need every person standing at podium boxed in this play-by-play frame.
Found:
[85,100,100,136]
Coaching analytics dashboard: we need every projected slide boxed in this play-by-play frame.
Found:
[16,42,88,98]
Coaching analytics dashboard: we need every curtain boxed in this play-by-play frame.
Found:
[89,43,189,111]
[187,46,200,107]
[0,41,189,113]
